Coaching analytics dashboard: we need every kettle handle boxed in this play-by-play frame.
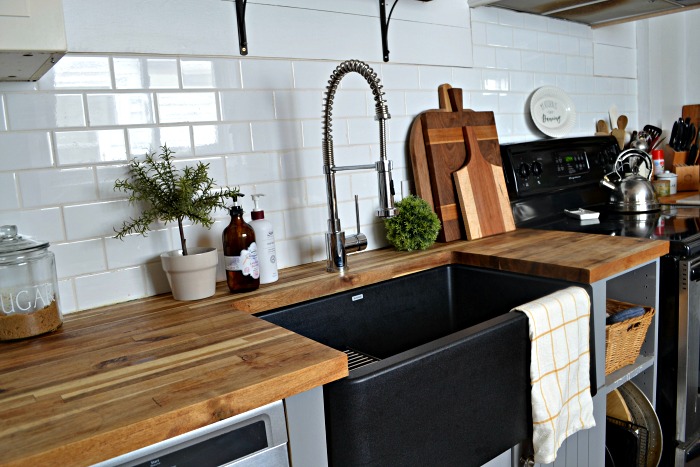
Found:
[613,148,653,180]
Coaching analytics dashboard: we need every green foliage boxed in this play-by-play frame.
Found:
[384,195,441,251]
[113,145,240,255]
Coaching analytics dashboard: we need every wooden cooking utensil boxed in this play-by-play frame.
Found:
[611,115,627,149]
[452,122,515,240]
[595,119,610,136]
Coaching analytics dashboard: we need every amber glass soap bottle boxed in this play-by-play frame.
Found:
[222,194,260,293]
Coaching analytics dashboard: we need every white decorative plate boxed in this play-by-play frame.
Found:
[529,86,576,138]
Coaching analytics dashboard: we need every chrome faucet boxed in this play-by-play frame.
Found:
[322,59,397,273]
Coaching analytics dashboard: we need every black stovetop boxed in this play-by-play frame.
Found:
[501,136,700,257]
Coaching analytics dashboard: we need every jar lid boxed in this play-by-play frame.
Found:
[0,225,48,255]
[657,171,677,179]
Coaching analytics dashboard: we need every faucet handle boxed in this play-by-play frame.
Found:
[354,194,361,235]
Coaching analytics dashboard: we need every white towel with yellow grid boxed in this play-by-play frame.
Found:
[512,286,596,464]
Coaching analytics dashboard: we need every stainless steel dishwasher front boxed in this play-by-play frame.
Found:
[93,400,289,467]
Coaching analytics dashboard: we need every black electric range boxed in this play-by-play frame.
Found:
[501,135,700,466]
[501,135,700,257]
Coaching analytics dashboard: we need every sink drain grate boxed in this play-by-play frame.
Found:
[344,348,380,371]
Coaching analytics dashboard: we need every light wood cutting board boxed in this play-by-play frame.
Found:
[452,121,515,240]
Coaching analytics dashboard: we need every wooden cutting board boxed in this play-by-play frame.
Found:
[683,104,700,134]
[452,120,515,240]
[409,84,454,212]
[421,105,510,242]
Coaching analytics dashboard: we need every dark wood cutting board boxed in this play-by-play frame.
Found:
[453,123,515,240]
[421,109,503,242]
[409,84,453,212]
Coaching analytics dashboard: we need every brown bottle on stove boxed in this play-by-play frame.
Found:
[222,194,260,293]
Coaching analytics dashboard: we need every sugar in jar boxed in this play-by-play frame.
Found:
[0,225,62,340]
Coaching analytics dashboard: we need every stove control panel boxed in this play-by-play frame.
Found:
[501,136,619,199]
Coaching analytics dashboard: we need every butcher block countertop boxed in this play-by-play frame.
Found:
[0,229,669,466]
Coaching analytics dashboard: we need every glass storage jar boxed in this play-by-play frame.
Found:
[0,225,62,340]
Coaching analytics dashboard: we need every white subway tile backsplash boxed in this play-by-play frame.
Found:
[225,152,280,185]
[55,129,127,165]
[57,279,77,314]
[418,66,454,91]
[495,48,521,70]
[0,4,639,312]
[0,132,53,170]
[252,179,306,211]
[63,200,143,240]
[87,93,155,126]
[74,267,149,310]
[157,92,218,123]
[333,91,368,118]
[250,120,302,152]
[240,60,294,90]
[96,164,130,200]
[284,204,326,238]
[39,56,112,90]
[538,32,561,53]
[0,173,18,209]
[380,64,420,90]
[275,90,324,120]
[0,207,65,243]
[483,70,510,91]
[193,123,252,156]
[19,168,97,208]
[279,148,320,180]
[52,239,107,278]
[181,58,241,89]
[5,94,86,130]
[220,90,275,121]
[128,126,192,157]
[292,61,336,90]
[486,24,513,48]
[513,29,539,51]
[142,261,171,297]
[405,91,439,115]
[114,57,179,90]
[472,46,497,68]
[105,229,171,268]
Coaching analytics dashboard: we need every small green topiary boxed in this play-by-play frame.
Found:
[384,195,441,251]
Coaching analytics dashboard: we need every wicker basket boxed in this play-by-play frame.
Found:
[605,299,655,375]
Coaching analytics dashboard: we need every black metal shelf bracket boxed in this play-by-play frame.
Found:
[235,0,248,55]
[379,0,399,62]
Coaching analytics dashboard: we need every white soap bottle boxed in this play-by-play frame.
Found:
[249,194,279,284]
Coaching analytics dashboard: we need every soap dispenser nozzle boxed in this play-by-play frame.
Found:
[251,193,264,211]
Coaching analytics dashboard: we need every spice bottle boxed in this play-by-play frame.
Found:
[0,225,62,340]
[222,194,260,293]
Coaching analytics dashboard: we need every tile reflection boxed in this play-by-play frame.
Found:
[114,57,179,89]
[39,56,112,90]
[55,130,127,165]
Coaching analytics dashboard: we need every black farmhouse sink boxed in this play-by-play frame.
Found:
[257,264,594,466]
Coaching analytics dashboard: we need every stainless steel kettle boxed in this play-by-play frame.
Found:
[600,148,659,212]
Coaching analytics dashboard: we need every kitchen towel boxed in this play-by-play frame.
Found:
[512,286,596,464]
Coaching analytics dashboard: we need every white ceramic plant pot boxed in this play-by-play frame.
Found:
[160,247,218,301]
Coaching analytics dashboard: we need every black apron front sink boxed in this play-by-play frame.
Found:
[256,264,595,467]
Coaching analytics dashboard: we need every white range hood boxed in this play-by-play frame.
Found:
[0,0,67,81]
[469,0,700,27]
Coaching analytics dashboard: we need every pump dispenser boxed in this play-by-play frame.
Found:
[222,193,259,293]
[250,194,278,284]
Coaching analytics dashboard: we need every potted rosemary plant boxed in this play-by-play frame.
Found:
[114,145,240,301]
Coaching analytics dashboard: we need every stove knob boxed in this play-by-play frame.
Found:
[518,162,530,179]
[531,161,543,177]
[691,268,700,282]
